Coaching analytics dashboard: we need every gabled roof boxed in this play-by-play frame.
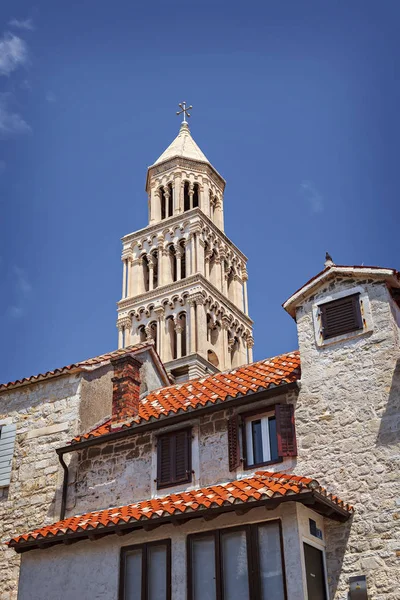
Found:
[0,342,170,393]
[71,351,301,444]
[152,121,209,166]
[8,470,353,552]
[283,264,400,318]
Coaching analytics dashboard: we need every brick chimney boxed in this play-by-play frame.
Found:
[110,354,142,424]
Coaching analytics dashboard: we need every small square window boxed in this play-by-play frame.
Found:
[320,293,363,340]
[245,413,279,467]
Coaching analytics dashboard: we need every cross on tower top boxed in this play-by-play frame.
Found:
[176,101,192,123]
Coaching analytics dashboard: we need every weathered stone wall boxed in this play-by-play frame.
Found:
[293,276,400,599]
[70,390,295,516]
[0,374,82,600]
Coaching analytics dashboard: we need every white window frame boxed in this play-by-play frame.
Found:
[245,411,275,466]
[312,285,373,348]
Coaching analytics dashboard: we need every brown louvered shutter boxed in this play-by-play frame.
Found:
[227,415,241,471]
[276,404,297,457]
[157,434,173,487]
[320,293,363,340]
[174,429,190,482]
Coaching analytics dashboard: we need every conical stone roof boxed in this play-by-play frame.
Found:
[153,122,209,166]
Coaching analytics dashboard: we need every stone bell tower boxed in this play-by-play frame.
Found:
[117,103,253,381]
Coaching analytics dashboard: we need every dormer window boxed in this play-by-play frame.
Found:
[320,293,363,340]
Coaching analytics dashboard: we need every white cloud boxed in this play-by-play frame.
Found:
[0,33,28,76]
[8,18,34,31]
[0,95,31,137]
[300,180,324,213]
[7,266,32,319]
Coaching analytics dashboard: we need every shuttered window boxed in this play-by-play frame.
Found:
[320,293,363,340]
[0,423,17,487]
[243,404,297,467]
[227,415,241,471]
[157,429,191,489]
[275,404,297,457]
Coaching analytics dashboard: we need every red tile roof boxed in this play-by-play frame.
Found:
[72,351,301,444]
[0,342,168,392]
[8,470,353,551]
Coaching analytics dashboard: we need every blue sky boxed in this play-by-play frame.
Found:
[1,1,399,383]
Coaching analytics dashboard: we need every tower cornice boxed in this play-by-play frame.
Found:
[117,273,253,327]
[122,208,247,263]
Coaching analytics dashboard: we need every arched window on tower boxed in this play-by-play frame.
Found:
[230,336,240,368]
[179,240,186,279]
[227,267,234,296]
[168,183,173,217]
[166,316,176,360]
[160,187,166,220]
[150,250,158,289]
[148,321,158,349]
[142,255,150,292]
[168,245,177,282]
[138,325,146,343]
[193,183,199,208]
[178,312,187,357]
[184,181,190,212]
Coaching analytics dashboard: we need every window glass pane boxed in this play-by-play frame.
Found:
[124,548,142,600]
[221,529,250,600]
[191,535,216,600]
[252,420,263,465]
[258,522,285,600]
[148,544,167,600]
[268,417,278,461]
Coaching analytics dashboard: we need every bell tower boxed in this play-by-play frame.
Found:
[117,104,254,381]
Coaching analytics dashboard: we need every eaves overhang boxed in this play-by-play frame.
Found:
[8,471,353,554]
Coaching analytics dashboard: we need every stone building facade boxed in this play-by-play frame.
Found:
[1,112,399,600]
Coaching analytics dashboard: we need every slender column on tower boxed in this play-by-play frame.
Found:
[174,173,181,214]
[154,306,165,358]
[242,269,249,315]
[188,298,197,354]
[202,181,210,215]
[214,255,222,291]
[148,257,154,291]
[176,245,183,280]
[122,259,127,299]
[189,182,194,209]
[195,296,207,357]
[221,316,231,370]
[247,336,254,363]
[175,319,182,359]
[234,275,244,311]
[197,238,205,276]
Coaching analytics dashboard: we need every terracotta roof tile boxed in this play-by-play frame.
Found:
[72,351,301,443]
[8,471,353,550]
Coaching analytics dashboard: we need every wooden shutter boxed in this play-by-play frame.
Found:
[227,415,241,471]
[157,434,173,487]
[320,294,362,339]
[276,404,297,457]
[0,423,16,487]
[157,429,191,488]
[174,429,190,482]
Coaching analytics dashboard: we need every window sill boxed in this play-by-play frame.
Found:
[243,457,283,470]
[157,477,192,491]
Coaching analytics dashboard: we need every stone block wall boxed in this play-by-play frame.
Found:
[0,375,82,600]
[293,276,400,599]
